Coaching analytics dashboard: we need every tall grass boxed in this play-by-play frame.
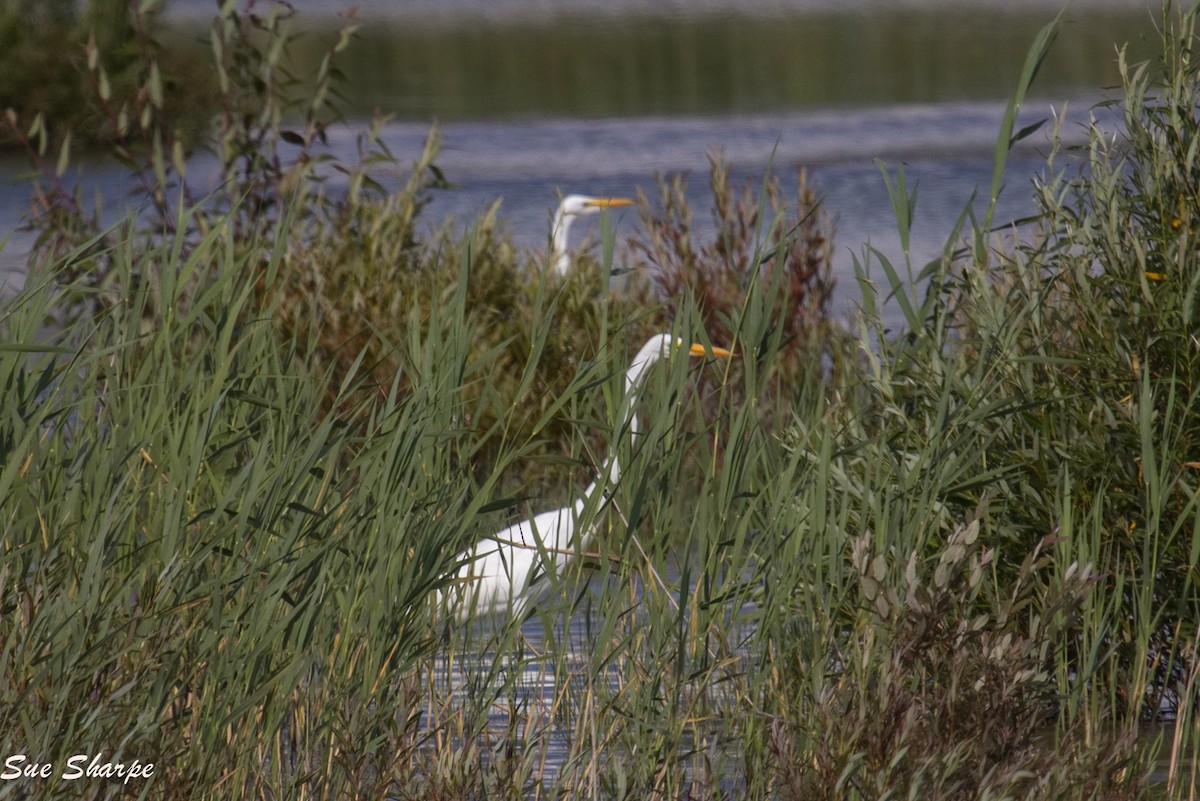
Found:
[4,2,1200,800]
[774,5,1200,796]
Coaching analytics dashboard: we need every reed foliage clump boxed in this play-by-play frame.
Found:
[0,0,215,151]
[754,6,1200,798]
[5,2,1200,800]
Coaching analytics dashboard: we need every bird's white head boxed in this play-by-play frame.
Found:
[626,334,734,390]
[550,194,634,275]
[558,194,634,219]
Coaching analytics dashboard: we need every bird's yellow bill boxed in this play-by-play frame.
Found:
[689,343,733,358]
[585,197,634,208]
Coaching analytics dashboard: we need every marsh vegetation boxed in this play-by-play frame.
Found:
[2,2,1200,799]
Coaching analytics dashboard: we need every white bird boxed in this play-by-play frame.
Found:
[549,194,634,276]
[439,334,733,622]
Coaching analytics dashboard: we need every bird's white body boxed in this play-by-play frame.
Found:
[447,491,592,622]
[549,194,633,276]
[438,334,730,622]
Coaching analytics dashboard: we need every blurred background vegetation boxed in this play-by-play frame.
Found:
[0,0,216,148]
[0,0,1165,140]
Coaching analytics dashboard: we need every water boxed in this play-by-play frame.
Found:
[0,97,1109,328]
[428,567,757,790]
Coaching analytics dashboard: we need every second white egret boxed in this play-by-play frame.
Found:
[549,194,634,276]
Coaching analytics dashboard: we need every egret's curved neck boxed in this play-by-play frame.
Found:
[571,346,665,559]
[550,209,574,275]
[579,372,645,506]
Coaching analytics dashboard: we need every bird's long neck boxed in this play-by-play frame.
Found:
[579,380,642,508]
[550,210,574,275]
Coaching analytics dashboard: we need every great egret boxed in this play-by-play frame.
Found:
[440,334,733,622]
[549,194,634,276]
